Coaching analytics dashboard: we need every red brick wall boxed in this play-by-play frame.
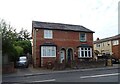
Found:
[112,45,119,58]
[112,39,120,59]
[42,57,56,67]
[34,29,93,67]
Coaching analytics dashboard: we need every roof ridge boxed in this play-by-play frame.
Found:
[94,34,120,43]
[32,21,94,33]
[32,20,84,27]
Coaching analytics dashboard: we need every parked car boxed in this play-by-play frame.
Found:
[16,56,29,68]
[112,58,119,64]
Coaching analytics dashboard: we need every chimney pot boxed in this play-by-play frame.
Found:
[97,38,99,40]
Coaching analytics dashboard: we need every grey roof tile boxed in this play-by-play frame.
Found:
[94,34,120,43]
[32,21,94,33]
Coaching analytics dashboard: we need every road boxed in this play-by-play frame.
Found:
[2,68,119,83]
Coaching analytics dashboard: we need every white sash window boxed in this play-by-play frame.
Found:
[44,30,53,39]
[78,47,92,58]
[41,46,56,57]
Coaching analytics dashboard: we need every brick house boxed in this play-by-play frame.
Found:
[94,34,120,59]
[32,21,94,67]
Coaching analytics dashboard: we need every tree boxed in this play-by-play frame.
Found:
[18,28,31,40]
[1,19,32,63]
[14,46,23,60]
[1,19,18,62]
[0,20,16,54]
[16,28,32,55]
[14,40,32,54]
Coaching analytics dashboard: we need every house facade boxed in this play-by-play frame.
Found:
[32,21,94,67]
[94,34,120,59]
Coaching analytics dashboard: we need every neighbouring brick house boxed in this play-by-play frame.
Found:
[32,21,94,67]
[94,34,120,59]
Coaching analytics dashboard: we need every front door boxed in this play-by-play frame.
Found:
[60,50,65,63]
[67,48,73,62]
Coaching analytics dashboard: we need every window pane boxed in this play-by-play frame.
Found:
[85,51,87,57]
[50,31,52,38]
[96,44,100,47]
[81,48,84,50]
[79,47,92,58]
[48,31,50,38]
[43,48,45,56]
[81,51,84,57]
[44,30,53,39]
[47,47,51,56]
[44,30,48,38]
[102,43,104,46]
[41,46,56,57]
[46,48,48,56]
[52,47,55,56]
[88,51,91,57]
[41,47,43,56]
[80,33,86,41]
[43,47,44,56]
[113,40,119,45]
[88,48,90,50]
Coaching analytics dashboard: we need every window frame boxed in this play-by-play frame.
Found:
[78,47,92,58]
[41,46,56,57]
[96,44,100,47]
[80,33,86,42]
[44,30,53,39]
[112,40,119,45]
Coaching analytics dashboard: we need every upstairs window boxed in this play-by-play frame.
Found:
[112,40,119,45]
[80,33,86,42]
[96,44,100,47]
[44,30,53,39]
[102,42,104,46]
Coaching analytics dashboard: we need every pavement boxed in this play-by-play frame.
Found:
[3,64,119,78]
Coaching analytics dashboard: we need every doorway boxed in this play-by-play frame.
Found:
[67,48,73,62]
[60,48,65,63]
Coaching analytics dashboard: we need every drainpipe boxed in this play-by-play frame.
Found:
[34,29,37,67]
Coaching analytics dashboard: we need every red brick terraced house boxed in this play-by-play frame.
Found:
[32,21,95,67]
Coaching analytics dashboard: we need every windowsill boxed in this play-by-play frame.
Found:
[78,57,92,58]
[41,56,56,57]
[44,38,53,39]
[80,40,87,42]
[113,44,119,46]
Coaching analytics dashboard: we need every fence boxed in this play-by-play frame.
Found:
[2,62,16,74]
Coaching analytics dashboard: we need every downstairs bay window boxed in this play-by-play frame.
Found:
[41,46,56,57]
[78,47,92,58]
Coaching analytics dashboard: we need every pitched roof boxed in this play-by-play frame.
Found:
[94,34,120,44]
[32,21,94,33]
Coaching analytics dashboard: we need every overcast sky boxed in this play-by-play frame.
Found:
[0,0,119,40]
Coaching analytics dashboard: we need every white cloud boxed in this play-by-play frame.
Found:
[0,0,119,40]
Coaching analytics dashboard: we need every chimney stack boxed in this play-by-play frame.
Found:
[97,38,99,41]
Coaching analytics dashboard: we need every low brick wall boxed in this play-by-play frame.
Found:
[41,59,107,70]
[53,61,66,70]
[49,59,106,70]
[2,62,16,74]
[75,60,106,69]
